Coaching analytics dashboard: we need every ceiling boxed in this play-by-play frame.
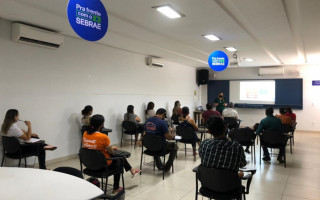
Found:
[0,0,319,68]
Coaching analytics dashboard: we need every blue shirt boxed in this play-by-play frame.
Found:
[144,116,169,139]
[256,115,282,135]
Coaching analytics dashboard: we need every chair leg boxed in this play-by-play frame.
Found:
[254,144,256,164]
[259,145,261,165]
[140,147,143,175]
[18,158,21,167]
[163,154,166,180]
[290,138,292,154]
[121,173,125,191]
[24,157,27,168]
[284,150,287,168]
[131,135,133,146]
[185,143,187,157]
[1,153,5,167]
[121,130,123,147]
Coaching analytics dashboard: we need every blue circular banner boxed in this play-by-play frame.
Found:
[208,51,229,71]
[67,0,108,41]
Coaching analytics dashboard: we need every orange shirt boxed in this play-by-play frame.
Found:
[82,131,112,165]
[275,114,292,125]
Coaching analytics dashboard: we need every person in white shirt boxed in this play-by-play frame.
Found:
[1,109,57,169]
[222,102,239,119]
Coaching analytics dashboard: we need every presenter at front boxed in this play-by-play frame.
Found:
[214,92,227,115]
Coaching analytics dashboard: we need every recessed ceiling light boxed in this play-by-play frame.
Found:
[225,47,237,52]
[154,5,183,19]
[244,58,254,62]
[203,34,220,41]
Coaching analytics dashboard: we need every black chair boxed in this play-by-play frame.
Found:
[53,166,84,179]
[139,133,174,180]
[229,128,256,164]
[193,165,255,200]
[176,125,197,160]
[259,130,292,168]
[1,136,39,167]
[224,117,240,133]
[281,124,294,154]
[79,148,125,194]
[171,114,180,127]
[121,121,138,149]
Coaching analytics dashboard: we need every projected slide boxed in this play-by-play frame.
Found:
[240,81,275,102]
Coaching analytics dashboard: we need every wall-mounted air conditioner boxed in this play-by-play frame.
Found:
[258,67,284,76]
[12,23,64,49]
[146,57,164,68]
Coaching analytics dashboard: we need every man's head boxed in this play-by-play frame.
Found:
[207,116,226,137]
[219,92,223,98]
[228,102,234,108]
[206,103,213,110]
[156,108,167,119]
[265,107,274,116]
[279,107,286,115]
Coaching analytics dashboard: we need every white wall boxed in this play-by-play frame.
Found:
[202,66,320,132]
[0,19,199,161]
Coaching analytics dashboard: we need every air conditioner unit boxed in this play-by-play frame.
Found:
[258,67,284,76]
[146,57,164,68]
[12,23,64,49]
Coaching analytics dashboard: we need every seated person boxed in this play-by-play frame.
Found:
[285,106,296,124]
[145,102,156,119]
[144,108,177,172]
[222,102,239,119]
[171,100,182,123]
[124,105,144,146]
[1,109,57,169]
[275,107,292,125]
[82,114,140,193]
[256,107,284,163]
[201,103,221,125]
[199,116,246,177]
[81,105,93,126]
[229,123,259,154]
[180,107,201,157]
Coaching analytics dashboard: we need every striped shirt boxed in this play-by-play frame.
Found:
[199,138,246,171]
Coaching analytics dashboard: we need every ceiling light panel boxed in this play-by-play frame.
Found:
[225,47,237,52]
[155,5,182,19]
[204,34,220,41]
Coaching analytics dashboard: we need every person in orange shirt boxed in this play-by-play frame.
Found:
[82,115,140,193]
[275,107,292,125]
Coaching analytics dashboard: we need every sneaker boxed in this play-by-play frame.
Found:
[262,156,271,161]
[131,169,141,178]
[245,149,251,154]
[43,145,57,151]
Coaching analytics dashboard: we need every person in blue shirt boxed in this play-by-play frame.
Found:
[144,108,177,172]
[256,107,283,163]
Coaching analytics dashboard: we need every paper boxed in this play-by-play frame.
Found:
[24,138,43,143]
[175,136,182,140]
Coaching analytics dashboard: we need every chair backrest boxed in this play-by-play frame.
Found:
[176,126,195,140]
[53,167,84,179]
[224,117,238,128]
[197,165,241,192]
[2,136,21,154]
[122,121,137,132]
[230,128,255,143]
[81,125,87,135]
[260,130,286,145]
[142,133,166,152]
[79,148,107,171]
[281,124,293,133]
[171,114,180,123]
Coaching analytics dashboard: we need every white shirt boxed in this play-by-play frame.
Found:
[1,123,24,143]
[222,108,239,119]
[146,110,156,119]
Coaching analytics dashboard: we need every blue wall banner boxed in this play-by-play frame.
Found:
[208,50,229,71]
[67,0,108,41]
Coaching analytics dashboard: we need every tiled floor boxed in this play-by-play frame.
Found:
[47,131,320,200]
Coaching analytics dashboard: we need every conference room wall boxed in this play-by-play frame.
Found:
[201,66,320,132]
[0,19,199,162]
